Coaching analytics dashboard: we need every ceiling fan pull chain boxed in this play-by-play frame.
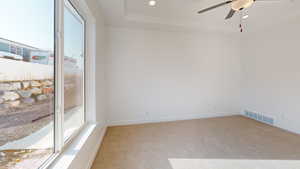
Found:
[239,11,243,33]
[239,24,243,32]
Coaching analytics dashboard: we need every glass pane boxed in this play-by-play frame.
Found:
[0,1,55,169]
[64,2,85,141]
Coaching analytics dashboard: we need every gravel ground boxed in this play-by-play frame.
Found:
[0,100,54,147]
[0,149,52,169]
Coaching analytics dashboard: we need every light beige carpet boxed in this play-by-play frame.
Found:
[91,115,300,169]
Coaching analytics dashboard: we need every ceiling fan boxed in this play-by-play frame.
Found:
[197,0,278,20]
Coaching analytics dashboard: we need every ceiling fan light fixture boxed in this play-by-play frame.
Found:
[148,0,157,6]
[243,0,254,8]
[232,0,254,11]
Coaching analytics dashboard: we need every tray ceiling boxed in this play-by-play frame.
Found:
[98,0,300,32]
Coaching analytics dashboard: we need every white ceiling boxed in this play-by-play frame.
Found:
[97,0,300,32]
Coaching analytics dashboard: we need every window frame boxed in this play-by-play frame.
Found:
[62,0,87,145]
[38,0,97,168]
[0,0,95,168]
[53,0,88,153]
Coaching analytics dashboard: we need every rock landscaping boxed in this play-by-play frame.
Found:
[0,80,54,113]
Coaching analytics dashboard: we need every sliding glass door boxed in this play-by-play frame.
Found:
[0,0,86,168]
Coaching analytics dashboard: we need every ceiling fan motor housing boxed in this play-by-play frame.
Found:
[232,0,254,11]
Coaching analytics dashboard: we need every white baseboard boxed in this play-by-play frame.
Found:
[108,112,239,126]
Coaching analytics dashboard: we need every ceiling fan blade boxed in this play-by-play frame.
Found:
[198,1,233,14]
[225,9,236,19]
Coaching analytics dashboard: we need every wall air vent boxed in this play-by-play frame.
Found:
[243,110,274,125]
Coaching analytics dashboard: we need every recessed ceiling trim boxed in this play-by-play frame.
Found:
[98,0,300,32]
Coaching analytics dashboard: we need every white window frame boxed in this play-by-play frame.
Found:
[38,0,97,168]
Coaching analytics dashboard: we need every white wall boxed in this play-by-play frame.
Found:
[106,27,242,125]
[241,16,300,134]
[86,0,108,125]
